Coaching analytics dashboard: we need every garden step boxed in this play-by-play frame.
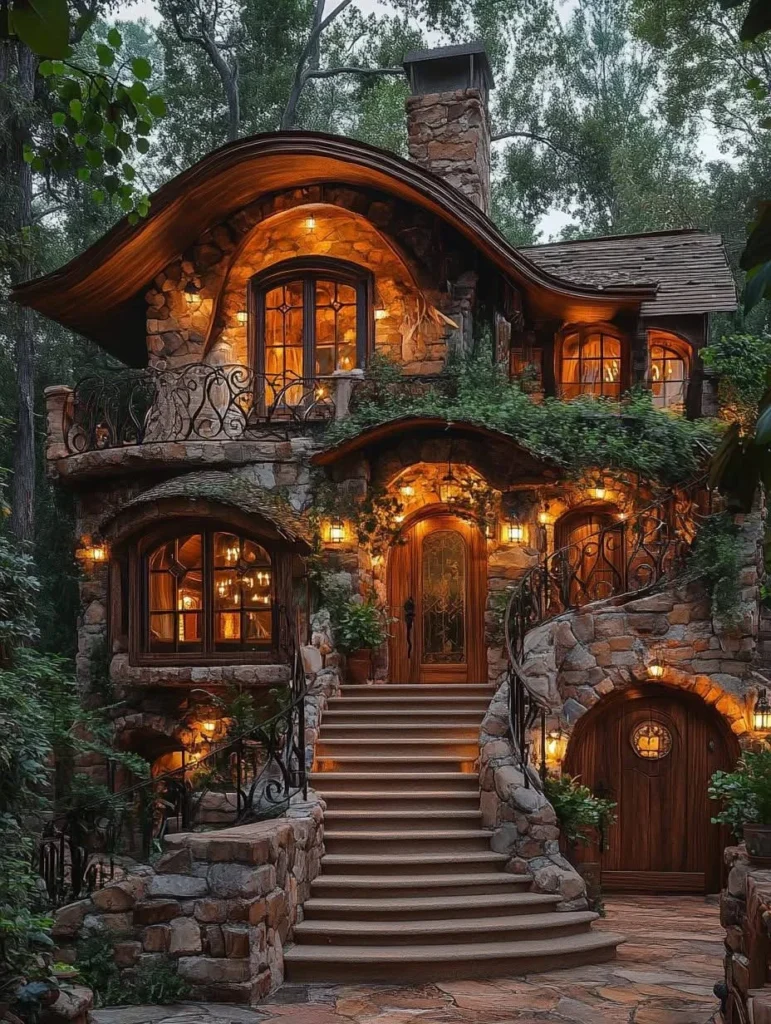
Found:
[310,872,532,899]
[303,891,562,921]
[313,756,475,772]
[316,737,479,758]
[319,851,509,876]
[323,810,483,830]
[323,829,493,855]
[310,772,479,793]
[283,930,625,983]
[318,792,481,812]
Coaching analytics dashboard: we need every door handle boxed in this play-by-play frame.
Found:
[403,596,415,657]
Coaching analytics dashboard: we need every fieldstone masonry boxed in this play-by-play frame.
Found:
[51,806,324,1005]
[406,89,492,213]
[720,845,771,1023]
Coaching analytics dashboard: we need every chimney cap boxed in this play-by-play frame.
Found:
[403,41,494,95]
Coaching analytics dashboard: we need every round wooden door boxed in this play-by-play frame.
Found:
[564,685,738,893]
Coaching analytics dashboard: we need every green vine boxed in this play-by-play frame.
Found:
[326,354,719,485]
[686,512,744,628]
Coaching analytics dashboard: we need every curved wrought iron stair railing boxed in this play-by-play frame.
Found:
[36,612,309,908]
[503,479,711,786]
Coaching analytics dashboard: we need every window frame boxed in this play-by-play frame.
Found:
[249,257,374,384]
[129,520,281,666]
[647,330,691,413]
[557,323,629,400]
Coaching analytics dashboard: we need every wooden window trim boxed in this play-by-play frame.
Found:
[128,519,287,667]
[249,256,374,380]
[647,330,691,414]
[556,322,629,399]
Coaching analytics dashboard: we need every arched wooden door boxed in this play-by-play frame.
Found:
[388,514,486,684]
[564,685,738,893]
[556,508,624,606]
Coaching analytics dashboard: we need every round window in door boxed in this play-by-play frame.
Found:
[421,530,466,664]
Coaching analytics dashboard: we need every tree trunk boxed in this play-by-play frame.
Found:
[9,43,36,544]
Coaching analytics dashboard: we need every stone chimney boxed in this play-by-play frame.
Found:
[403,42,494,214]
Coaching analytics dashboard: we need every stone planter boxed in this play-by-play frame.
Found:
[744,823,771,865]
[345,649,371,685]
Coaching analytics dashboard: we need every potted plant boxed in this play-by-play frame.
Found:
[333,597,390,685]
[710,749,771,864]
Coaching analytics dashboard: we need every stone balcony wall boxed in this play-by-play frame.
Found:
[52,806,324,1005]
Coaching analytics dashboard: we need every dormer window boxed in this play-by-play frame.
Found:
[251,258,372,399]
[560,326,626,400]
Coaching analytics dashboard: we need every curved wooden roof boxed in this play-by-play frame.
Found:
[12,131,656,365]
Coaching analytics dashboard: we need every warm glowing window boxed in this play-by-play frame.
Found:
[648,334,689,413]
[561,330,624,399]
[253,260,371,400]
[146,530,273,655]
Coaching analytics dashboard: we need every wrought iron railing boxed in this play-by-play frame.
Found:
[504,479,711,785]
[36,614,308,908]
[62,365,338,454]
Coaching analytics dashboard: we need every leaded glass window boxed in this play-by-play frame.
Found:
[648,335,689,413]
[421,530,466,664]
[561,330,624,399]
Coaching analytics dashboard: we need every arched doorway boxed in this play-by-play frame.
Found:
[564,685,739,893]
[555,507,624,606]
[387,512,487,683]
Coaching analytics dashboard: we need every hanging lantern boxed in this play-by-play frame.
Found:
[506,517,524,543]
[754,688,771,731]
[591,478,607,501]
[538,504,553,525]
[439,456,461,504]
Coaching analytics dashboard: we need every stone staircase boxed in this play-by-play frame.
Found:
[284,683,624,983]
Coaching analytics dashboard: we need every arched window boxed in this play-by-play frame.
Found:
[251,258,372,398]
[560,327,625,400]
[145,529,273,655]
[648,333,689,413]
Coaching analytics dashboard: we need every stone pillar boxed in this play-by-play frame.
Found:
[403,44,494,213]
[44,384,73,462]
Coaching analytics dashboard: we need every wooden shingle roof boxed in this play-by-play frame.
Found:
[520,229,737,318]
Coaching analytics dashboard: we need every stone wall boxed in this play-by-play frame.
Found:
[144,184,483,374]
[406,88,492,212]
[479,679,589,909]
[52,806,324,1004]
[720,845,771,1023]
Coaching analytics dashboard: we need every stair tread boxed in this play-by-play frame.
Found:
[312,872,529,888]
[317,756,473,762]
[319,737,476,744]
[325,829,492,840]
[324,810,482,819]
[285,931,625,963]
[295,912,598,937]
[304,892,561,913]
[312,773,475,780]
[321,851,508,865]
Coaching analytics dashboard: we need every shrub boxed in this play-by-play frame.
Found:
[709,749,771,840]
[75,937,190,1007]
[544,774,617,848]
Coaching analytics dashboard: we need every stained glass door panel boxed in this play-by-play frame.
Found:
[421,530,466,664]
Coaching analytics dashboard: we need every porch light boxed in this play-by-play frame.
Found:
[648,661,665,679]
[329,519,345,543]
[754,688,771,731]
[545,729,567,766]
[591,481,607,501]
[400,484,415,498]
[305,214,316,231]
[506,518,524,543]
[90,541,108,562]
[201,721,217,736]
[236,310,248,324]
[439,458,461,504]
[77,537,108,564]
[538,504,553,525]
[374,307,388,321]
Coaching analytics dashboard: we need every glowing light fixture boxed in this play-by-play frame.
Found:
[184,281,200,304]
[538,504,553,525]
[236,310,248,324]
[754,688,771,731]
[305,214,316,231]
[439,456,461,504]
[506,518,524,543]
[201,721,217,736]
[90,541,108,562]
[374,307,388,321]
[329,519,345,543]
[545,729,567,766]
[400,484,415,498]
[591,481,607,501]
[648,661,665,679]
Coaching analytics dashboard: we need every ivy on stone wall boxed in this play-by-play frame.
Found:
[684,512,744,628]
[326,355,720,485]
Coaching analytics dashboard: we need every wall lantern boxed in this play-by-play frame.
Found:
[374,307,388,321]
[236,310,248,324]
[77,536,108,564]
[329,519,345,543]
[754,688,771,731]
[305,214,316,231]
[201,720,217,737]
[591,481,607,501]
[484,519,496,541]
[506,518,524,544]
[439,457,462,504]
[90,541,108,563]
[538,504,553,525]
[545,729,567,767]
[648,661,665,679]
[400,483,415,498]
[184,281,200,304]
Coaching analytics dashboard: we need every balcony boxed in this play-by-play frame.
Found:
[44,364,381,479]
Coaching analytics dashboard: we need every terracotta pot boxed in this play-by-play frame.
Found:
[744,823,771,865]
[345,649,371,685]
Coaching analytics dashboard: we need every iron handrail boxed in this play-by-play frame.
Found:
[503,477,710,783]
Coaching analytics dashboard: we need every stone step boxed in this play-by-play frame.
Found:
[316,737,479,758]
[322,709,484,726]
[328,696,491,713]
[310,872,532,899]
[318,791,481,812]
[323,810,483,830]
[293,911,598,947]
[323,829,493,855]
[310,772,479,793]
[284,930,625,983]
[314,755,475,773]
[320,851,509,876]
[303,891,561,921]
[319,721,481,738]
[338,684,494,696]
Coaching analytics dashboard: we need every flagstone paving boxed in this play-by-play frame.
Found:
[91,896,724,1024]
